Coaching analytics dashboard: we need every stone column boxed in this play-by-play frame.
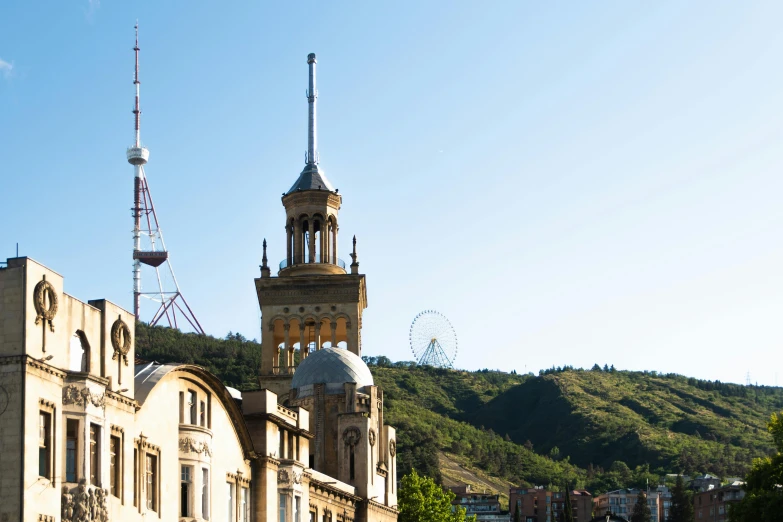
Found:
[308,220,316,263]
[300,323,308,362]
[332,223,338,264]
[330,321,337,347]
[324,221,330,264]
[283,324,290,374]
[315,321,321,351]
[346,321,360,357]
[286,222,293,265]
[293,220,302,264]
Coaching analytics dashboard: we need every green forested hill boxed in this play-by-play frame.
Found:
[134,323,782,493]
[464,368,783,478]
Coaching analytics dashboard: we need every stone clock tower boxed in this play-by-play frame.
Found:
[256,53,367,397]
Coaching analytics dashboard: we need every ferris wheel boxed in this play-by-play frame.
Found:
[409,310,458,368]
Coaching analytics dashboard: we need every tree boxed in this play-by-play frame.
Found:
[398,470,474,522]
[513,501,521,522]
[669,474,694,522]
[630,491,652,522]
[562,482,574,522]
[729,412,783,522]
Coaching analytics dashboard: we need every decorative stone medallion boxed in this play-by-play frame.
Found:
[342,426,361,447]
[389,439,396,458]
[368,428,376,446]
[33,277,58,332]
[110,316,132,366]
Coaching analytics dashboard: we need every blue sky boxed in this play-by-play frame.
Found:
[1,1,782,385]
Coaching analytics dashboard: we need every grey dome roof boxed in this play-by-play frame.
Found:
[291,347,374,389]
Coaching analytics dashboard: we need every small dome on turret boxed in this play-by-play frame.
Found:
[291,347,373,393]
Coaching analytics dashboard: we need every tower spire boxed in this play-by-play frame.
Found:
[306,53,318,165]
[133,21,141,148]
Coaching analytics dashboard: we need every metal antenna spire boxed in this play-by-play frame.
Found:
[133,22,141,148]
[306,53,318,165]
[125,23,204,334]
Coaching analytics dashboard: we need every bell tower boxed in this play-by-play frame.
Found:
[256,53,367,397]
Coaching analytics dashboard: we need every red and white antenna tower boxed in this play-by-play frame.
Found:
[126,23,204,334]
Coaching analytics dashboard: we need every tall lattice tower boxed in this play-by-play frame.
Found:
[126,24,204,334]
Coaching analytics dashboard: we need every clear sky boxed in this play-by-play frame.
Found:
[2,1,782,385]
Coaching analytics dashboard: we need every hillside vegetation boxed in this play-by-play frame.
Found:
[134,323,782,494]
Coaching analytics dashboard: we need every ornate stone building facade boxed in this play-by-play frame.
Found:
[0,54,397,522]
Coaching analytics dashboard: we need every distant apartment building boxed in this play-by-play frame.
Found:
[691,474,722,492]
[693,482,745,522]
[593,487,671,522]
[509,487,593,522]
[449,485,508,522]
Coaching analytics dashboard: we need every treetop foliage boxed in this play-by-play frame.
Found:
[398,470,474,522]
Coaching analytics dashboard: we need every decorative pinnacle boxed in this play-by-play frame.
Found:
[262,239,268,266]
[350,235,359,274]
[306,53,318,165]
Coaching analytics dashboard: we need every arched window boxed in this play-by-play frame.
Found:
[69,332,89,372]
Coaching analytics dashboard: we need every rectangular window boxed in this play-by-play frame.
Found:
[294,495,301,522]
[38,411,51,478]
[181,465,192,517]
[200,401,206,427]
[189,390,198,424]
[279,493,287,522]
[133,448,138,507]
[66,419,79,482]
[202,468,210,520]
[179,391,185,423]
[146,453,158,512]
[228,482,235,521]
[110,435,121,498]
[242,487,250,522]
[90,424,100,485]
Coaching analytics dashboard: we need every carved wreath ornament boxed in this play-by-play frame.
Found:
[342,426,361,447]
[34,277,58,332]
[110,316,131,366]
